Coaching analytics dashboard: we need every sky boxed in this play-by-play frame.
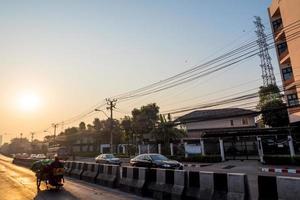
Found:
[0,0,278,143]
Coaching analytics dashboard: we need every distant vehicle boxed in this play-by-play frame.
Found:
[47,146,69,160]
[130,153,183,170]
[15,153,29,159]
[30,154,37,159]
[35,154,46,159]
[95,154,121,165]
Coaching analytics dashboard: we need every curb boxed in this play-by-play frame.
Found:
[183,164,211,168]
[261,167,300,174]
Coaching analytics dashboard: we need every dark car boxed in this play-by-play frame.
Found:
[130,153,183,170]
[95,154,121,165]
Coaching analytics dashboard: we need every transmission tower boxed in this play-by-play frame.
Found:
[254,16,276,86]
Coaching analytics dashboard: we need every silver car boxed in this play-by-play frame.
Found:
[95,154,121,165]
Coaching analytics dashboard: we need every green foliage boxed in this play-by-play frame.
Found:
[263,155,300,166]
[168,155,222,163]
[93,118,102,131]
[131,103,160,140]
[152,114,186,143]
[79,121,86,130]
[257,84,289,127]
[261,100,289,127]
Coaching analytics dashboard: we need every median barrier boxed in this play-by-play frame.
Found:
[119,166,148,196]
[258,175,278,200]
[148,168,186,200]
[12,158,35,168]
[227,173,247,200]
[212,172,228,199]
[64,161,71,173]
[81,163,99,183]
[277,176,300,200]
[95,164,119,188]
[70,162,85,179]
[65,161,76,176]
[185,171,214,200]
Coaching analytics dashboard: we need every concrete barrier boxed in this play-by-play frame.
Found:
[81,163,99,183]
[148,168,186,200]
[12,158,35,168]
[70,162,85,179]
[227,173,247,200]
[185,171,214,200]
[119,166,148,196]
[64,161,71,172]
[95,164,119,188]
[258,175,278,200]
[212,172,228,200]
[65,161,76,176]
[277,176,300,200]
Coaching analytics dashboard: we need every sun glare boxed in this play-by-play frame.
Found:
[18,92,41,112]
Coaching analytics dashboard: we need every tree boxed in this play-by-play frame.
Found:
[151,114,186,153]
[131,103,160,141]
[79,121,86,131]
[121,116,135,155]
[93,118,102,131]
[257,84,289,127]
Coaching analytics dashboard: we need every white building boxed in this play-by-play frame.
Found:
[177,108,257,139]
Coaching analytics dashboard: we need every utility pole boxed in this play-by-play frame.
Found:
[20,133,23,140]
[30,132,35,143]
[106,98,117,153]
[52,123,57,146]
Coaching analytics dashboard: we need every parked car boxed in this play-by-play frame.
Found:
[30,154,37,159]
[95,154,121,165]
[130,153,183,170]
[35,154,46,159]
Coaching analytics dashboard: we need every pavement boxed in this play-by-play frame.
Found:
[0,155,151,200]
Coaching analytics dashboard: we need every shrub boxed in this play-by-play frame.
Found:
[168,155,222,163]
[263,155,300,165]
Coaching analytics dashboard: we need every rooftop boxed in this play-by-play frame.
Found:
[176,108,257,123]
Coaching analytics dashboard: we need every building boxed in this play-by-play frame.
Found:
[268,0,300,124]
[177,108,257,139]
[176,108,297,161]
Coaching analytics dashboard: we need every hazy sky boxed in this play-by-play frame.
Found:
[0,0,277,143]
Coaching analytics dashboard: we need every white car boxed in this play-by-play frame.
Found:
[35,154,46,159]
[30,154,37,159]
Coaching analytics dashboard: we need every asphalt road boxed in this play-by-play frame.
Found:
[0,155,150,200]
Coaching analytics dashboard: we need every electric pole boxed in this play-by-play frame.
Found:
[106,98,117,153]
[52,123,57,146]
[30,132,35,143]
[20,133,23,140]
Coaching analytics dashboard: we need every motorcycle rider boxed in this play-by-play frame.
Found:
[49,155,64,186]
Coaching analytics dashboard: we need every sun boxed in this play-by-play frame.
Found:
[18,92,41,112]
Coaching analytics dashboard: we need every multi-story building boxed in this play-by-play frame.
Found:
[268,0,300,124]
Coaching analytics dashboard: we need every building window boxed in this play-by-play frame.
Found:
[282,67,293,81]
[277,42,288,55]
[230,120,234,126]
[242,118,249,125]
[272,18,282,32]
[287,93,299,106]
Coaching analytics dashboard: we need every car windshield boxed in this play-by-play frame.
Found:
[105,154,115,159]
[150,154,168,161]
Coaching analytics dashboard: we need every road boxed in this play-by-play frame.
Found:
[0,155,150,200]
